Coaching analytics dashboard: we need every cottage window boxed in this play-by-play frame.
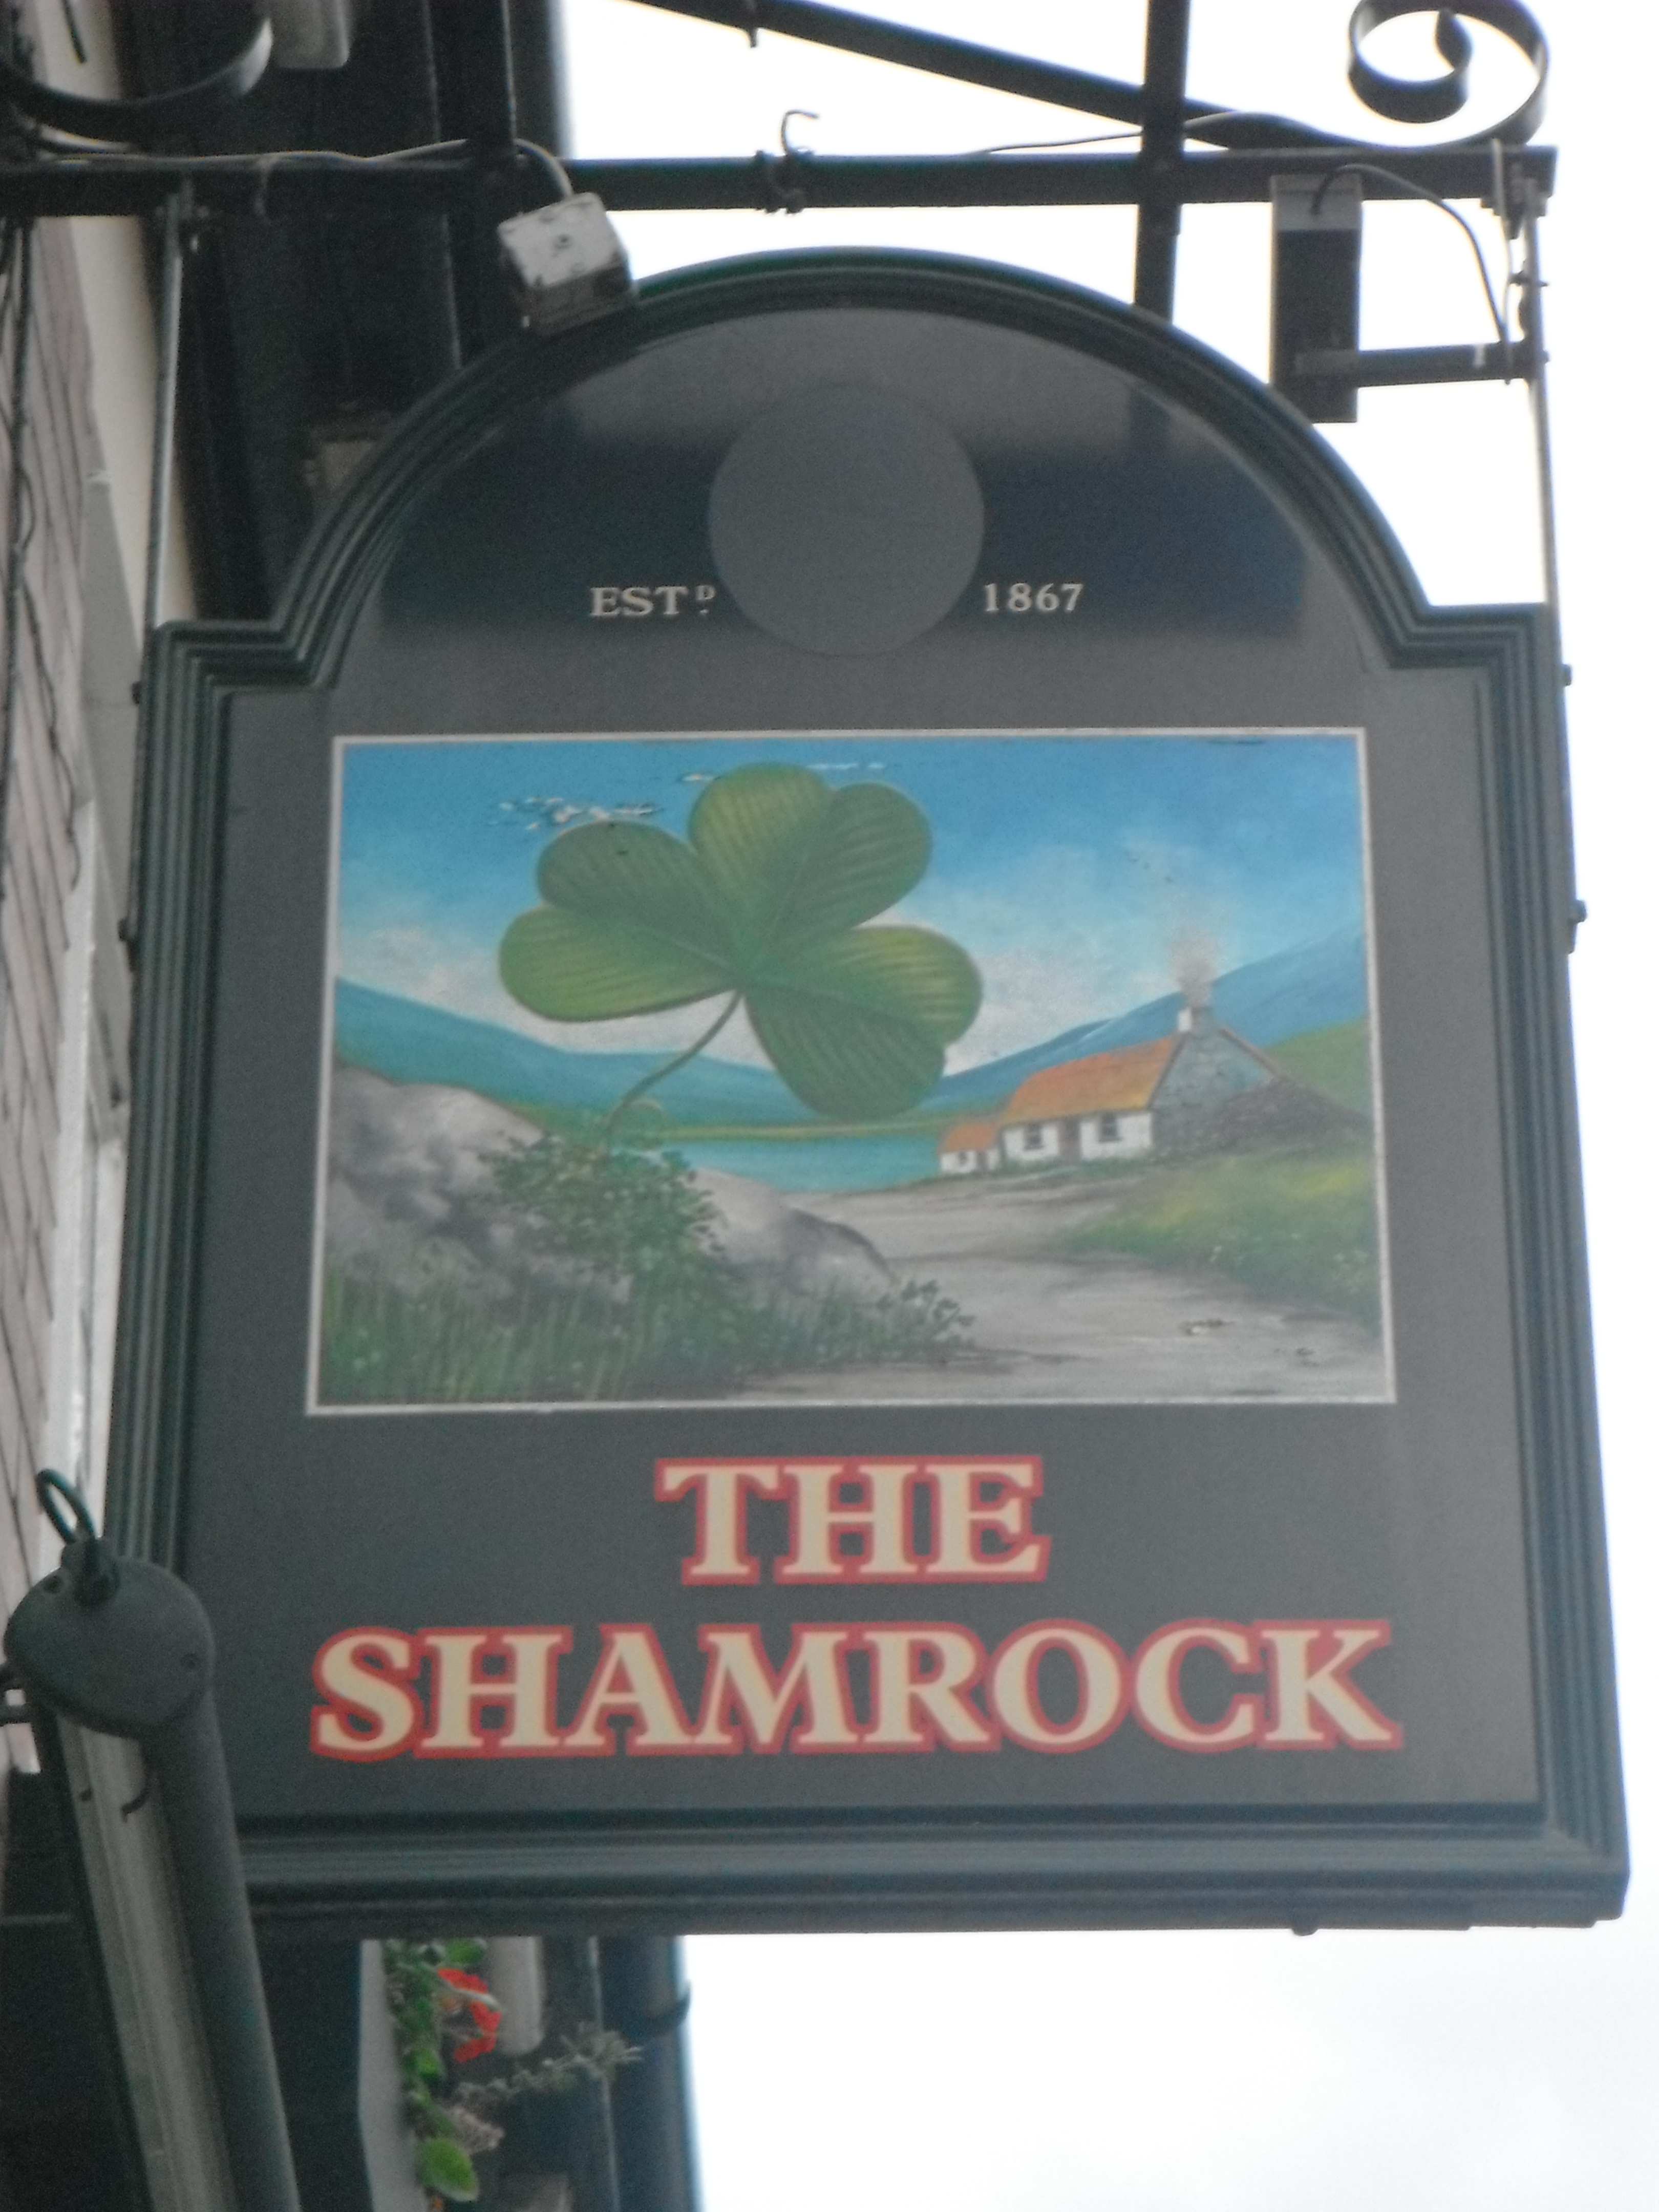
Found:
[1022,1125,1044,1153]
[1097,1113,1119,1140]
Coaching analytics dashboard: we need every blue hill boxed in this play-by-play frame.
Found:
[333,981,812,1125]
[335,927,1367,1129]
[928,927,1368,1109]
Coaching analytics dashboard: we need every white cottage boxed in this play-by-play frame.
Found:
[995,1008,1279,1168]
[937,1118,1001,1176]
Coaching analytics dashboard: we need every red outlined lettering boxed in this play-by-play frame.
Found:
[1132,1620,1264,1752]
[1257,1620,1403,1750]
[415,1627,572,1758]
[774,1461,924,1583]
[311,1629,422,1762]
[691,1626,862,1753]
[562,1625,698,1756]
[922,1459,1049,1581]
[310,1610,1402,1763]
[655,1461,788,1585]
[989,1620,1130,1752]
[857,1624,997,1751]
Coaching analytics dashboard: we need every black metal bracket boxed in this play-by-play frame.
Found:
[0,5,1555,427]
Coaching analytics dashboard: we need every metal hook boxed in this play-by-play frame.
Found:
[780,109,819,159]
[36,1467,96,1548]
[35,1470,120,1608]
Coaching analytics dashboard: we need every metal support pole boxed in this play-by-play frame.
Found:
[4,1478,303,2212]
[0,143,1555,219]
[142,187,187,642]
[1521,178,1561,627]
[577,1936,624,2212]
[602,1938,700,2212]
[125,185,187,954]
[485,0,520,152]
[1133,0,1190,317]
[508,0,572,159]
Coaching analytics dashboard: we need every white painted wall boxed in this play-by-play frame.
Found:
[1078,1110,1155,1161]
[1000,1120,1063,1166]
[22,0,193,1572]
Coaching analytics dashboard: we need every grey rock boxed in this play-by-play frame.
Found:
[325,1067,892,1308]
[326,1065,542,1297]
[693,1167,893,1304]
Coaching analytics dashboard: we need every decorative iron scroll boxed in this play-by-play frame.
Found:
[0,3,1557,181]
[623,1,1551,155]
[0,11,272,145]
[1348,3,1547,144]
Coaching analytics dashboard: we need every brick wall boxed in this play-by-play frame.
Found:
[0,216,96,1783]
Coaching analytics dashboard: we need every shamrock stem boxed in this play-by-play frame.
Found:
[602,992,742,1141]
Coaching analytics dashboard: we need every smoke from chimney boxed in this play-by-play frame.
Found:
[1172,929,1218,1012]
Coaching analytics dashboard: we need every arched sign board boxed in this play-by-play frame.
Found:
[118,252,1625,1932]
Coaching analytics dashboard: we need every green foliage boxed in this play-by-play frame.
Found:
[416,2137,480,2203]
[384,1941,499,2204]
[382,1941,640,2208]
[321,1263,973,1406]
[499,764,981,1120]
[1062,1143,1381,1325]
[492,1135,724,1299]
[323,1133,972,1405]
[1268,1018,1374,1117]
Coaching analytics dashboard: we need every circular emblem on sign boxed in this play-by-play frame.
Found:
[708,382,985,655]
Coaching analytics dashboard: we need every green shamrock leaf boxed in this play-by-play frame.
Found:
[499,763,981,1120]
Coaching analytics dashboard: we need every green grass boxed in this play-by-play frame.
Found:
[1062,1143,1381,1326]
[319,1270,973,1406]
[1268,1018,1373,1116]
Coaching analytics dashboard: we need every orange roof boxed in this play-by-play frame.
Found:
[939,1119,1000,1154]
[1002,1036,1180,1122]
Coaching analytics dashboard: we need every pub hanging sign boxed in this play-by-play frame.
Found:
[116,250,1625,1930]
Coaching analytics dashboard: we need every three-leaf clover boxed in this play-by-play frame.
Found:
[499,763,981,1120]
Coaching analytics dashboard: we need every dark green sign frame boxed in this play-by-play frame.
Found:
[108,251,1624,1933]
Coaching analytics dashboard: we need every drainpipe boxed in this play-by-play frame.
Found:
[602,1937,701,2212]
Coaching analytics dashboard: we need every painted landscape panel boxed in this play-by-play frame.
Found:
[311,732,1390,1408]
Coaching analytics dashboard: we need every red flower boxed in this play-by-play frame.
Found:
[435,1966,502,2063]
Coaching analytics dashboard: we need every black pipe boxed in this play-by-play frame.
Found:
[509,0,572,158]
[1294,341,1520,386]
[0,143,1554,219]
[5,1511,303,2212]
[146,1695,305,2212]
[1133,0,1191,317]
[602,1938,701,2212]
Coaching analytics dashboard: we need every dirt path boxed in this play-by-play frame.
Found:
[742,1172,1389,1403]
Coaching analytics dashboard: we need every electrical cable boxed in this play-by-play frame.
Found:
[514,139,575,200]
[962,110,1257,158]
[17,130,576,207]
[1312,160,1510,344]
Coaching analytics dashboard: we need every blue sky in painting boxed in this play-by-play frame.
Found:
[334,733,1366,1072]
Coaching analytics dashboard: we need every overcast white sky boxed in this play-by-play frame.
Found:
[562,6,1658,2205]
